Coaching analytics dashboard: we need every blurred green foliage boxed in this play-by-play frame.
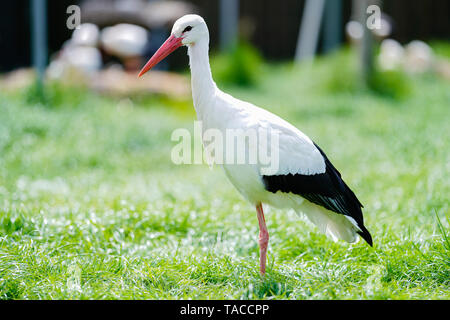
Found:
[310,47,412,100]
[368,70,412,100]
[210,40,264,87]
[430,41,450,59]
[25,80,88,108]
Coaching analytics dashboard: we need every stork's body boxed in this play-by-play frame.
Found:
[139,15,372,275]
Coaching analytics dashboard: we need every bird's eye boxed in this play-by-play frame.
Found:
[183,26,192,33]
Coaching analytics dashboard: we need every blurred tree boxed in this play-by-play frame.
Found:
[323,0,343,54]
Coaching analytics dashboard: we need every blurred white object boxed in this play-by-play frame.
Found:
[71,23,100,47]
[378,39,404,70]
[404,40,434,73]
[100,23,149,58]
[346,21,364,43]
[347,13,392,44]
[372,16,392,39]
[62,46,102,72]
[46,59,65,79]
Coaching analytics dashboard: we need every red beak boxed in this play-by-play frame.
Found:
[138,35,183,77]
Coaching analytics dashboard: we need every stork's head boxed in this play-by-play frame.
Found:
[172,14,208,45]
[138,14,208,77]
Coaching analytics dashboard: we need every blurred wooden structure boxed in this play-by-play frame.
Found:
[294,0,343,63]
[353,0,380,85]
[219,0,239,50]
[1,0,450,72]
[295,0,325,62]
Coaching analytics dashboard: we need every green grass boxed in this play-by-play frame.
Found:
[0,47,449,299]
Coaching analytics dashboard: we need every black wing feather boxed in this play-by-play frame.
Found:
[262,143,372,246]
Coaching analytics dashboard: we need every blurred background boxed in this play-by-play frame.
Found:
[0,0,449,96]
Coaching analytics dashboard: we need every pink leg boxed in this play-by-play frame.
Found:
[256,203,269,276]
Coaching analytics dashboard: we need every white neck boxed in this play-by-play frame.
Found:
[187,37,217,119]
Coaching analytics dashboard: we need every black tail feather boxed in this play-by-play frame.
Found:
[357,224,373,246]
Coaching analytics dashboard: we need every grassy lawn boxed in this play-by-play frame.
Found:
[0,48,449,299]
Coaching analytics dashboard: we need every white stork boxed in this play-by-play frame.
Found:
[138,15,372,275]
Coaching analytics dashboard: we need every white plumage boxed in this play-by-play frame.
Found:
[139,15,372,275]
